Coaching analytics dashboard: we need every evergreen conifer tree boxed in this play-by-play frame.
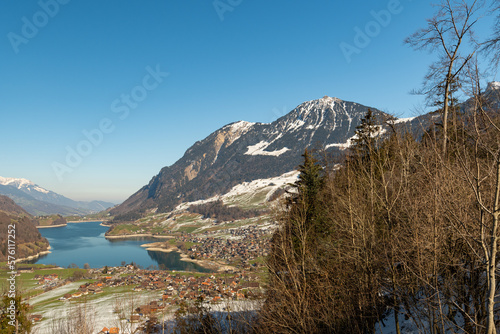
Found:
[0,292,32,333]
[352,109,380,159]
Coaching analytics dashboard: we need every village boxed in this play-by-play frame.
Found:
[19,221,272,333]
[29,264,263,333]
[173,224,273,268]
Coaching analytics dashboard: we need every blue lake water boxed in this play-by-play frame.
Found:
[28,221,212,272]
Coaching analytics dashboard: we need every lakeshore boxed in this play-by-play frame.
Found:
[15,246,52,263]
[36,224,67,229]
[36,220,107,229]
[141,242,236,272]
[30,221,212,271]
[67,220,106,223]
[105,233,174,240]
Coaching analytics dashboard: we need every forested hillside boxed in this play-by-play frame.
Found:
[0,196,49,262]
[259,87,500,334]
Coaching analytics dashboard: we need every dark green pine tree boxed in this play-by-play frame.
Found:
[352,109,380,159]
[288,149,326,243]
[295,149,324,211]
[0,293,32,334]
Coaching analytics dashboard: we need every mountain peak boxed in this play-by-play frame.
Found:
[299,96,344,112]
[320,95,340,102]
[111,96,386,217]
[224,120,255,133]
[487,81,500,91]
[0,176,35,189]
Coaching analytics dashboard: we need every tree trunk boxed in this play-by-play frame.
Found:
[441,64,454,156]
[486,158,500,334]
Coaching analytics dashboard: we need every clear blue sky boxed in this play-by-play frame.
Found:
[0,0,497,203]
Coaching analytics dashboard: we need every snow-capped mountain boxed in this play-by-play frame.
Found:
[485,81,500,107]
[488,81,500,90]
[111,95,410,218]
[0,177,50,194]
[0,177,115,216]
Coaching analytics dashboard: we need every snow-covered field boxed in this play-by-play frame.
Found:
[30,282,161,334]
[29,282,82,305]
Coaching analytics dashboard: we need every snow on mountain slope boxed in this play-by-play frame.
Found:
[227,120,255,132]
[0,177,55,196]
[222,170,299,200]
[222,120,255,146]
[325,127,387,150]
[244,141,290,156]
[0,176,38,190]
[392,117,416,124]
[176,170,299,211]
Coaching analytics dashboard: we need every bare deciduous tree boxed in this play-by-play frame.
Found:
[482,0,500,66]
[405,0,483,155]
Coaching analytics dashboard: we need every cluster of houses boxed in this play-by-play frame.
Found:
[159,272,262,304]
[177,225,272,265]
[34,273,59,284]
[60,281,105,300]
[51,266,263,333]
[33,273,71,292]
[62,266,262,307]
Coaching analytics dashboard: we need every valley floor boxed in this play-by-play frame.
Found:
[2,263,264,334]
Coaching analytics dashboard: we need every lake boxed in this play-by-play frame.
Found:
[28,221,212,272]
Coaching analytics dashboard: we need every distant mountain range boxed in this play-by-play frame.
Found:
[110,94,439,220]
[0,177,115,216]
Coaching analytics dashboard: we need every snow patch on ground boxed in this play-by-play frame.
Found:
[244,141,290,157]
[31,284,158,334]
[325,142,351,150]
[392,117,416,124]
[30,282,83,305]
[223,171,299,201]
[376,310,426,334]
[176,170,300,211]
[326,128,387,150]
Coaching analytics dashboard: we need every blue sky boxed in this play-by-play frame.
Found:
[0,0,497,203]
